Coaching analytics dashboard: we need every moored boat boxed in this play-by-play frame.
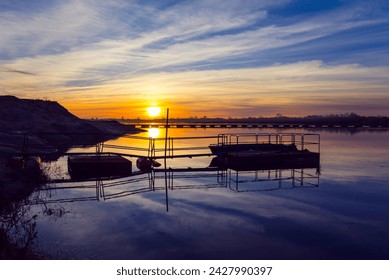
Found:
[136,157,161,172]
[208,133,320,171]
[209,143,298,156]
[68,154,132,179]
[210,150,320,171]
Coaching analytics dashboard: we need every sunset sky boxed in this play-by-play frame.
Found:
[1,0,388,119]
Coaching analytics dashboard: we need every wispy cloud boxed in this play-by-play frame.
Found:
[0,0,128,57]
[0,66,35,75]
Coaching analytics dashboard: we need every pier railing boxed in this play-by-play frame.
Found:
[216,133,320,153]
[0,131,218,159]
[97,134,218,159]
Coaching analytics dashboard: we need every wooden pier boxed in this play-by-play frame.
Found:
[17,132,320,160]
[11,131,321,181]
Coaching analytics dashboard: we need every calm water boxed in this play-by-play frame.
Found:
[3,128,389,259]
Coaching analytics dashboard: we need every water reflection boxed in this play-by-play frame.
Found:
[227,168,319,192]
[34,166,320,208]
[2,128,389,259]
[148,128,160,139]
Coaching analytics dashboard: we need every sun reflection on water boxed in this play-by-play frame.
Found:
[148,127,160,138]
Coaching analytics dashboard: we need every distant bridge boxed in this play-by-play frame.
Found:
[124,121,385,129]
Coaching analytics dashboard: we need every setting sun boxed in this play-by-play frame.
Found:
[146,106,161,117]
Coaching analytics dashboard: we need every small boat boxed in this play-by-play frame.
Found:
[136,157,161,173]
[208,133,320,171]
[210,150,320,171]
[68,154,132,179]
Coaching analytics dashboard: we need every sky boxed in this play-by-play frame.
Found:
[1,0,389,119]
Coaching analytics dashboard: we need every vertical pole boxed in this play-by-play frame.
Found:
[22,132,29,158]
[164,108,169,212]
[300,169,304,187]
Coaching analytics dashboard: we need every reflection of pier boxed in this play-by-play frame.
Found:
[227,168,320,192]
[35,165,320,207]
[35,174,160,204]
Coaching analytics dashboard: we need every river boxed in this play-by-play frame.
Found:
[2,127,389,259]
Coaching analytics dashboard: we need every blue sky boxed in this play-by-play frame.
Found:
[1,0,388,118]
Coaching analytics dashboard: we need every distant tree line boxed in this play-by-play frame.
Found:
[124,113,388,127]
[229,113,389,127]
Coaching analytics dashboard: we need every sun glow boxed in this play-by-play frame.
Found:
[146,106,161,117]
[148,128,160,138]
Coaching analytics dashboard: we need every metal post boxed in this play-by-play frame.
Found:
[164,108,169,212]
[22,132,29,157]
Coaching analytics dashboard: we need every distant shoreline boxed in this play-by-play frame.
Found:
[104,113,389,128]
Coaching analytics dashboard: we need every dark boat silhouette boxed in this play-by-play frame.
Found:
[209,143,298,156]
[136,157,161,172]
[68,154,132,179]
[209,134,320,171]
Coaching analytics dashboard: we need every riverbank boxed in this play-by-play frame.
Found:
[0,96,142,206]
[0,156,48,259]
[0,96,143,259]
[0,96,142,205]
